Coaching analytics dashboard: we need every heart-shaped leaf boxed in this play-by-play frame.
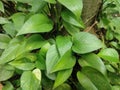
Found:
[17,14,53,36]
[21,69,41,90]
[78,53,106,75]
[98,48,119,62]
[72,32,102,54]
[46,44,60,74]
[61,10,84,28]
[58,0,83,18]
[51,50,76,73]
[56,35,72,56]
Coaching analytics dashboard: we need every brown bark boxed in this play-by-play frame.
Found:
[82,0,103,27]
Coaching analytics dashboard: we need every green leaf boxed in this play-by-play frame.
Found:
[0,17,10,24]
[44,0,56,4]
[106,30,114,40]
[51,50,76,73]
[77,71,97,90]
[14,0,46,12]
[58,0,83,18]
[3,23,16,37]
[72,32,102,54]
[112,86,120,90]
[0,34,11,49]
[2,81,14,90]
[10,13,25,31]
[39,42,51,57]
[54,83,72,90]
[36,54,46,70]
[9,58,35,70]
[62,10,84,28]
[46,44,60,74]
[56,35,72,56]
[82,67,112,90]
[53,68,72,89]
[0,36,27,64]
[17,14,53,36]
[98,48,119,62]
[21,70,41,90]
[63,21,80,35]
[23,53,37,62]
[29,0,46,13]
[32,68,41,82]
[0,64,15,81]
[78,53,106,75]
[25,34,47,51]
[0,1,4,13]
[106,65,115,73]
[0,44,20,64]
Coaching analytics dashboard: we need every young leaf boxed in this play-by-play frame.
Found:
[56,35,72,56]
[98,48,119,62]
[82,67,112,90]
[0,64,15,81]
[77,71,97,90]
[58,0,83,18]
[46,44,60,74]
[32,68,41,82]
[17,14,53,36]
[0,1,4,13]
[72,32,102,54]
[53,68,73,89]
[51,50,76,73]
[78,53,106,75]
[21,70,41,90]
[62,10,84,28]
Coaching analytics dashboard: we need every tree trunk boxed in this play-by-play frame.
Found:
[82,0,103,27]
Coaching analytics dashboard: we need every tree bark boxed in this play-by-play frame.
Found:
[82,0,103,27]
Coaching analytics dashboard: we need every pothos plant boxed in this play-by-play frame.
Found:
[0,0,120,90]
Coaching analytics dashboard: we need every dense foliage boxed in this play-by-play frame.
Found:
[0,0,120,90]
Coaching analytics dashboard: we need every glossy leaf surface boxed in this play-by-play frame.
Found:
[72,32,102,54]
